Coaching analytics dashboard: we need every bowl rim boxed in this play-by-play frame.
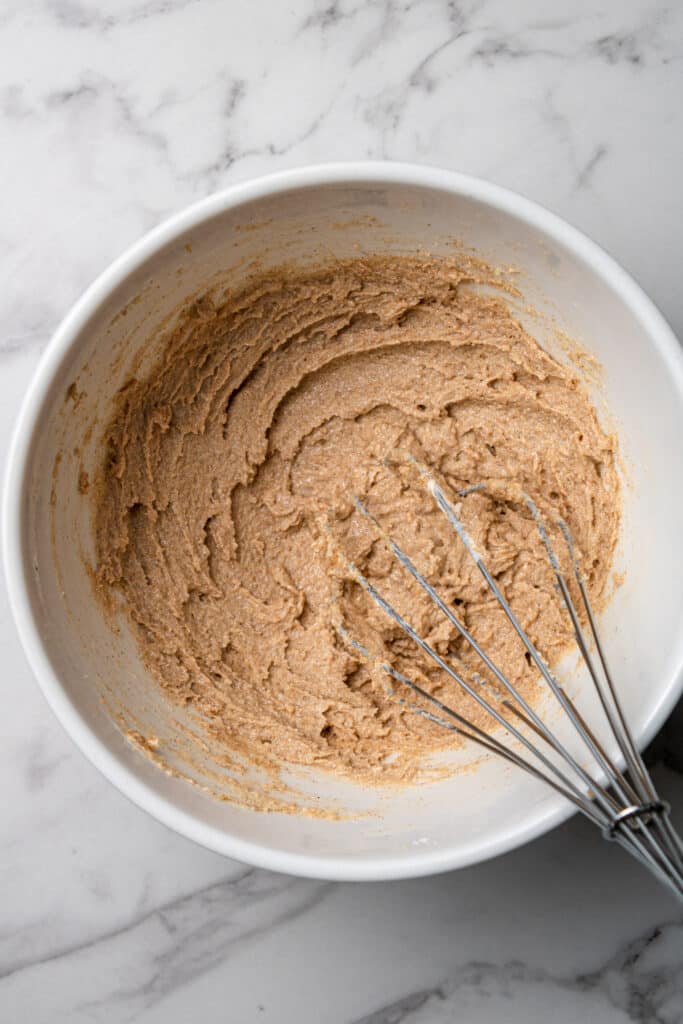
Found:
[4,161,683,881]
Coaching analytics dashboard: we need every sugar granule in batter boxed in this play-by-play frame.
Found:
[94,256,620,798]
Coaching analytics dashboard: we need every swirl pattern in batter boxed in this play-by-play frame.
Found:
[95,256,619,794]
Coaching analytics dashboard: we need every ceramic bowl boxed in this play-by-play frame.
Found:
[5,163,683,879]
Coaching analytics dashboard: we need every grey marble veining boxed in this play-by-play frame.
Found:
[0,1,681,1021]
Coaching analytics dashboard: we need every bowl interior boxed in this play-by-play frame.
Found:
[14,173,683,876]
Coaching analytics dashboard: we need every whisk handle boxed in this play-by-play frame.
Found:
[602,800,683,900]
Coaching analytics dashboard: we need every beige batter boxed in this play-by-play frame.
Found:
[94,256,620,792]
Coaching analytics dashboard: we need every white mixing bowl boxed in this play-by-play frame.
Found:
[5,163,683,880]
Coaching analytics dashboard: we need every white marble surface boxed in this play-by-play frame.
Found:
[1,1,682,1020]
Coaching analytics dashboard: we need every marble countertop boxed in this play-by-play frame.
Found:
[1,1,682,1020]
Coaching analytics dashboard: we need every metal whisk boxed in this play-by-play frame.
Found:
[339,460,683,899]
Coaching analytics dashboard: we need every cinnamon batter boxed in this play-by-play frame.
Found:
[94,256,620,792]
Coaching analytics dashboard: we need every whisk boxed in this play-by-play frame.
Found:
[339,461,683,899]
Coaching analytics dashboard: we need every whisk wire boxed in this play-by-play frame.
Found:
[431,476,683,893]
[346,557,610,826]
[531,503,645,806]
[355,499,681,890]
[563,542,683,863]
[338,465,683,898]
[429,481,638,810]
[531,499,683,870]
[354,496,624,821]
[338,625,587,799]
